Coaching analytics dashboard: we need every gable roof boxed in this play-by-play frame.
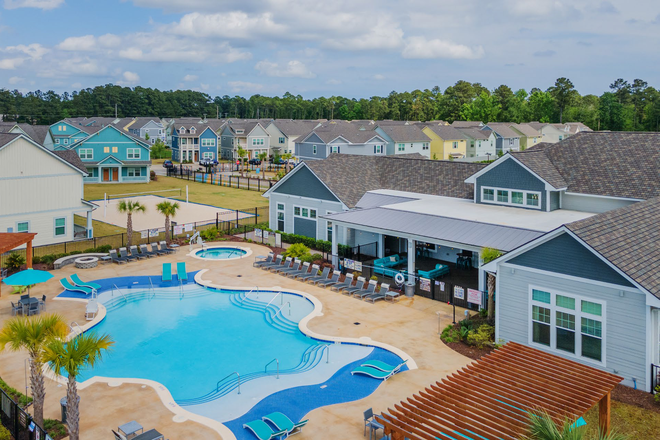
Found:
[295,154,485,208]
[16,124,52,145]
[565,197,660,298]
[53,150,88,173]
[270,120,321,137]
[422,124,468,141]
[456,127,492,141]
[451,121,483,128]
[484,123,520,139]
[298,121,383,144]
[377,124,430,143]
[509,149,568,189]
[0,133,87,175]
[510,123,541,137]
[515,132,660,200]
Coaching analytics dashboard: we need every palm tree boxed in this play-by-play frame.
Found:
[237,146,247,176]
[117,200,146,247]
[258,151,268,164]
[155,200,180,243]
[281,152,293,173]
[0,314,69,426]
[43,332,114,440]
[480,247,502,321]
[521,411,627,440]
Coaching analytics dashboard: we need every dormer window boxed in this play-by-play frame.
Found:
[190,127,196,134]
[236,129,244,134]
[179,127,186,134]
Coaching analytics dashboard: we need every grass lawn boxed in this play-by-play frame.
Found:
[74,215,126,236]
[84,176,268,210]
[582,400,660,439]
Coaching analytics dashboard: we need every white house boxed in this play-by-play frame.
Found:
[0,133,95,247]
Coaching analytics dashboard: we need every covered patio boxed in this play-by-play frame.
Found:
[377,341,623,440]
[0,232,37,296]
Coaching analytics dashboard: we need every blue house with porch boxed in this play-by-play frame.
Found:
[171,124,220,163]
[50,120,95,149]
[63,125,152,183]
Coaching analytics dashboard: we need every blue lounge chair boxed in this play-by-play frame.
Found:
[262,412,309,436]
[351,365,401,380]
[60,278,93,295]
[243,420,287,440]
[360,359,407,373]
[162,263,172,282]
[70,274,101,291]
[177,262,188,282]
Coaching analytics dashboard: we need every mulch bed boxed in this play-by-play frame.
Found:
[612,384,660,412]
[442,340,492,360]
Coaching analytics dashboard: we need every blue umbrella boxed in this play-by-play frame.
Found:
[3,268,53,296]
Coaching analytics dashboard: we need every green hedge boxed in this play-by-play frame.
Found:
[262,229,352,255]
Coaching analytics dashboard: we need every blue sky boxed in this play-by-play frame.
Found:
[0,0,658,98]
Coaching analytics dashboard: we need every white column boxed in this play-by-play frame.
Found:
[378,234,385,258]
[86,210,93,238]
[407,238,415,282]
[331,223,339,268]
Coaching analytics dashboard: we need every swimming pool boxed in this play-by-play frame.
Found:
[192,246,248,260]
[75,282,406,430]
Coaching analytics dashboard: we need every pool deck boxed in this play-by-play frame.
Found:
[0,241,473,440]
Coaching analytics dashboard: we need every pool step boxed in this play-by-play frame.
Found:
[177,344,330,406]
[103,287,211,312]
[229,293,299,334]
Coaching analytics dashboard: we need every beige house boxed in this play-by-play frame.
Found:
[0,133,95,247]
[510,123,543,150]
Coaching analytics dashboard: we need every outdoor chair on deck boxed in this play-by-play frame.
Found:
[343,277,366,295]
[120,248,136,262]
[287,262,310,278]
[315,270,341,288]
[151,243,167,256]
[130,245,148,260]
[39,294,47,310]
[355,280,378,299]
[363,408,384,438]
[331,273,354,291]
[278,259,301,277]
[306,266,331,284]
[262,255,283,271]
[139,244,158,258]
[272,257,293,274]
[25,301,40,316]
[254,253,274,268]
[296,264,319,281]
[159,241,175,254]
[10,302,22,316]
[364,283,390,303]
[110,249,128,264]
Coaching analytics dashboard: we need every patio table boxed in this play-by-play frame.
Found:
[118,421,143,438]
[19,297,40,315]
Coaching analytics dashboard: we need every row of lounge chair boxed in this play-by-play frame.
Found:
[162,262,187,282]
[109,242,175,264]
[59,274,101,295]
[255,253,399,303]
[243,412,308,440]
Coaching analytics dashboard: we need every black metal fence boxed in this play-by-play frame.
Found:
[0,388,48,440]
[652,363,659,394]
[168,167,276,192]
[1,206,269,268]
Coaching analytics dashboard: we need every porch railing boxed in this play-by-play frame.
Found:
[652,363,659,394]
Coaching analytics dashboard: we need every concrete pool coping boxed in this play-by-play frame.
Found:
[186,245,253,261]
[46,268,417,440]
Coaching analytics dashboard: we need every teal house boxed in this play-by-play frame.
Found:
[63,125,152,183]
[50,120,97,148]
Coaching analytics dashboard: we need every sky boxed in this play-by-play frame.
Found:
[0,0,658,98]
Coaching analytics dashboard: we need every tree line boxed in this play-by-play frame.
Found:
[0,78,658,131]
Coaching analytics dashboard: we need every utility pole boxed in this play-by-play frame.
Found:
[217,106,219,119]
[115,103,118,118]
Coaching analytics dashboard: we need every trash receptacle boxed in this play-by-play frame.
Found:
[404,281,415,297]
[60,396,80,424]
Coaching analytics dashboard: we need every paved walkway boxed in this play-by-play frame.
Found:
[0,241,472,439]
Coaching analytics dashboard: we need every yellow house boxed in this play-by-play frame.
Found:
[510,124,543,150]
[422,125,468,160]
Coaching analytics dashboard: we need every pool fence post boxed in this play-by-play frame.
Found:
[104,193,107,217]
[236,210,239,228]
[216,213,219,230]
[254,207,258,224]
[186,185,189,204]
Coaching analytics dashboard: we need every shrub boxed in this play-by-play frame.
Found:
[69,250,82,255]
[95,244,112,253]
[0,377,31,406]
[283,243,311,259]
[0,426,10,440]
[370,275,378,281]
[310,253,323,261]
[32,256,42,265]
[466,324,495,349]
[4,252,25,270]
[655,386,660,404]
[41,254,58,265]
[44,419,67,439]
[479,308,488,318]
[440,324,459,343]
[200,228,219,241]
[150,170,157,181]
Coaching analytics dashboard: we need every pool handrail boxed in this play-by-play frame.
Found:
[70,321,84,337]
[112,284,127,303]
[303,343,331,364]
[240,287,259,304]
[272,302,291,320]
[265,358,279,379]
[216,372,240,395]
[265,292,283,308]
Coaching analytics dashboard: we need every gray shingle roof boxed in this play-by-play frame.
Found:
[377,124,430,143]
[484,123,520,139]
[510,150,568,189]
[0,132,21,147]
[457,128,492,141]
[53,150,88,173]
[518,132,660,200]
[451,121,483,128]
[16,124,51,145]
[566,197,660,298]
[304,154,485,208]
[300,121,383,144]
[510,123,541,137]
[270,120,320,137]
[422,124,469,141]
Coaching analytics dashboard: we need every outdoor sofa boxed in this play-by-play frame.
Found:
[373,254,408,277]
[417,263,450,280]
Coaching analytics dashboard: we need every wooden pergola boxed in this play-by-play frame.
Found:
[378,342,622,440]
[0,232,37,296]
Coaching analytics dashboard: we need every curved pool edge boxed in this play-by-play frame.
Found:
[48,268,417,440]
[187,245,252,261]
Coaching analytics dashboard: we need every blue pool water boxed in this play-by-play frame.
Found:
[195,247,246,260]
[69,280,406,429]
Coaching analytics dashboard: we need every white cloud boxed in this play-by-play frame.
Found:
[3,0,64,10]
[183,74,198,81]
[98,34,122,47]
[372,74,385,80]
[71,82,82,88]
[402,37,484,59]
[228,81,264,93]
[0,57,23,69]
[57,35,96,51]
[325,16,404,50]
[200,83,210,91]
[255,59,315,78]
[122,71,140,83]
[8,75,23,84]
[326,79,341,85]
[4,43,49,59]
[505,0,581,19]
[171,12,288,39]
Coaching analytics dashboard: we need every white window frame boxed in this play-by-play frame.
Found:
[279,137,285,144]
[422,143,429,150]
[127,167,142,177]
[179,127,186,134]
[251,138,265,146]
[127,148,141,159]
[481,186,542,210]
[330,146,340,154]
[202,152,214,160]
[313,145,317,155]
[375,145,383,154]
[55,138,60,144]
[509,138,514,146]
[54,217,66,237]
[63,138,69,145]
[276,203,285,232]
[528,285,606,366]
[293,205,317,220]
[16,221,29,233]
[201,138,216,147]
[79,148,93,160]
[397,143,405,152]
[452,141,458,149]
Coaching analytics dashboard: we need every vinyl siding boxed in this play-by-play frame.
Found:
[296,133,327,160]
[475,157,548,210]
[561,193,637,214]
[497,264,648,390]
[272,166,339,202]
[294,217,317,239]
[509,233,634,287]
[268,193,344,240]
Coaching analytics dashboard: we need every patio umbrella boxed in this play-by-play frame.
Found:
[2,268,53,296]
